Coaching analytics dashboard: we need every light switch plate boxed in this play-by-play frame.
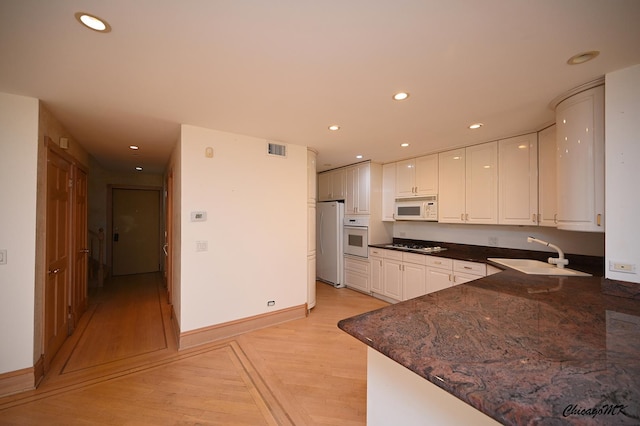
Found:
[0,249,7,265]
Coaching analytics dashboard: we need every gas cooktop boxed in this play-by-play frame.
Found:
[384,243,446,253]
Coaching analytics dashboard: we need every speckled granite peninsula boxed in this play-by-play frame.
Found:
[338,264,640,425]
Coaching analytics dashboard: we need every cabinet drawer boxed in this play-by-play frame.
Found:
[453,260,486,276]
[369,247,384,257]
[384,250,403,261]
[425,256,453,269]
[344,256,369,274]
[402,252,427,265]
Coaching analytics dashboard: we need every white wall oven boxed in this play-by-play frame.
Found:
[343,217,369,258]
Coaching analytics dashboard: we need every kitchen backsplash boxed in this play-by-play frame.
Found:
[393,221,604,257]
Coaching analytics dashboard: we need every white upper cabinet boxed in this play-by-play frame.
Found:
[439,142,498,224]
[345,162,370,214]
[395,154,438,198]
[466,142,498,224]
[538,125,557,227]
[555,84,605,232]
[382,162,396,221]
[438,148,466,223]
[318,168,346,202]
[498,133,538,225]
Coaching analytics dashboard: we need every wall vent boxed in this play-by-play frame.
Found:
[267,142,287,158]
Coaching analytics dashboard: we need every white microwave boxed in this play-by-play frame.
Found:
[395,196,438,221]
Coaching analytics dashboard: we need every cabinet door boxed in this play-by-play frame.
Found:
[331,169,346,201]
[370,256,384,293]
[396,159,416,197]
[415,154,438,196]
[383,259,403,301]
[382,163,396,221]
[426,266,452,293]
[538,125,557,227]
[556,85,604,232]
[438,149,465,223]
[438,149,466,223]
[403,263,426,300]
[356,162,370,214]
[345,166,358,214]
[466,142,498,224]
[318,172,332,201]
[452,271,482,285]
[498,134,538,225]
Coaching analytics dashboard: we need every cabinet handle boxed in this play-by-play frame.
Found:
[597,214,602,226]
[461,213,464,221]
[434,261,441,265]
[465,213,469,221]
[48,268,61,275]
[537,213,541,223]
[463,266,472,270]
[448,274,453,282]
[554,213,557,224]
[532,213,537,223]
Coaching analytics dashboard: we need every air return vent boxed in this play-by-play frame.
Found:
[267,142,287,158]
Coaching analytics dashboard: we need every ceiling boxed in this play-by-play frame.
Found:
[1,1,639,174]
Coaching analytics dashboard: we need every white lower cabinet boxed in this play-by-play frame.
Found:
[426,257,487,292]
[344,255,370,294]
[369,248,490,302]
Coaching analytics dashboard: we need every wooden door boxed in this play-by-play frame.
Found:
[70,166,88,332]
[112,188,161,276]
[45,147,72,369]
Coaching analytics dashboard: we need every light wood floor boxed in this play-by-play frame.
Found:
[0,273,388,425]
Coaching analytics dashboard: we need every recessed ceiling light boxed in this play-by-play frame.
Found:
[356,155,363,159]
[328,125,340,131]
[135,166,143,171]
[469,123,483,129]
[393,92,409,101]
[129,145,139,150]
[401,143,410,147]
[75,12,111,33]
[567,51,600,65]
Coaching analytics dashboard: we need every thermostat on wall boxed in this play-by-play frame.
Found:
[190,211,207,222]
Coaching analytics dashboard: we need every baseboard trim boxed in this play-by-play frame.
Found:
[179,304,308,350]
[0,367,35,398]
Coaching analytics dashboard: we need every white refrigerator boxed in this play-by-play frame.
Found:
[316,201,345,288]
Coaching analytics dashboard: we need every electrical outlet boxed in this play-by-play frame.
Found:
[609,261,636,274]
[267,300,275,307]
[0,249,6,265]
[399,232,406,237]
[196,241,208,252]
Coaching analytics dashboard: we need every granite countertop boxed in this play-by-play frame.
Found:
[339,242,640,425]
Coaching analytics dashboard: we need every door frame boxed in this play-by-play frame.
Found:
[106,184,164,275]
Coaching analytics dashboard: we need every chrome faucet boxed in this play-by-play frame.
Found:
[527,236,569,269]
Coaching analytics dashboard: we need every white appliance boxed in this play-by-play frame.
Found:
[395,196,438,221]
[317,201,345,288]
[343,216,369,258]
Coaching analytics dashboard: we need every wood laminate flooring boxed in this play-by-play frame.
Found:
[0,273,388,425]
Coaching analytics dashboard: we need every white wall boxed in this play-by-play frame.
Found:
[0,93,39,373]
[394,222,604,256]
[179,125,307,332]
[605,64,640,283]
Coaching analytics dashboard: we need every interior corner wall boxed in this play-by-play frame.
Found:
[0,93,39,374]
[178,125,307,333]
[605,64,640,283]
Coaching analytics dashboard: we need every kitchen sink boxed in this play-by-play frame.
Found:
[487,258,591,276]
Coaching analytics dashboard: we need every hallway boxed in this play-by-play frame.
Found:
[0,275,388,425]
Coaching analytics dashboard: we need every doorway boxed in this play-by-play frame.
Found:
[110,187,162,276]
